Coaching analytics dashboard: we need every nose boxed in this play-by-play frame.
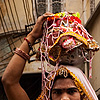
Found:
[61,93,70,100]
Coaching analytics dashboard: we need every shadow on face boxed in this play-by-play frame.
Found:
[51,78,81,100]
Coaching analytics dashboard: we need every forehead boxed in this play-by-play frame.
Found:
[53,78,76,89]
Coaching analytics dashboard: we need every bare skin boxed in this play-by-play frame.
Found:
[1,12,52,100]
[51,78,81,100]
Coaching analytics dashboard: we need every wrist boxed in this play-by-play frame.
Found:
[26,33,36,45]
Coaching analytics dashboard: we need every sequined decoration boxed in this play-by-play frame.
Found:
[59,67,68,78]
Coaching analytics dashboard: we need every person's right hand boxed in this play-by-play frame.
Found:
[29,12,53,40]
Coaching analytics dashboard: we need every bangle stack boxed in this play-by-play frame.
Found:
[14,48,30,61]
[14,37,35,62]
[24,37,34,55]
[24,37,32,49]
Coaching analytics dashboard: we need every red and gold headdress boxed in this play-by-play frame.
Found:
[40,12,99,77]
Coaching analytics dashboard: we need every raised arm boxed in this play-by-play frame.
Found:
[1,12,52,100]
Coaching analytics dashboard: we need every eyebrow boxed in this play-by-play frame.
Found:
[52,87,78,91]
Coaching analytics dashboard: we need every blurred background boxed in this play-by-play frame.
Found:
[0,0,100,99]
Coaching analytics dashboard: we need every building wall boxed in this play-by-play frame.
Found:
[0,0,34,76]
[0,0,34,34]
[66,0,91,25]
[85,1,100,92]
[88,13,100,91]
[66,0,83,23]
[95,0,100,7]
